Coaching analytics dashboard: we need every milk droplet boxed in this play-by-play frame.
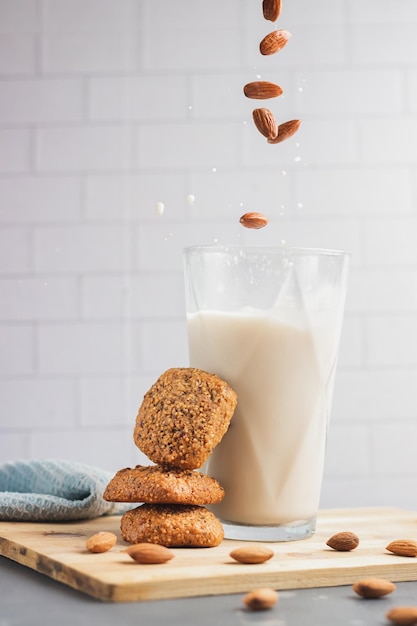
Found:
[281,170,287,176]
[186,194,195,205]
[297,202,303,209]
[155,202,165,215]
[294,156,301,163]
[212,167,217,173]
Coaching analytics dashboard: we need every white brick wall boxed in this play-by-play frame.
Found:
[0,129,31,172]
[1,0,417,512]
[0,176,82,222]
[35,126,133,172]
[0,79,84,124]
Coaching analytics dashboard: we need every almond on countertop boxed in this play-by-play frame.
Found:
[243,81,283,100]
[262,0,282,22]
[243,588,278,611]
[326,531,359,552]
[86,531,117,553]
[386,540,417,557]
[268,119,302,144]
[123,542,174,564]
[239,212,269,229]
[230,545,274,564]
[386,606,417,625]
[259,29,291,55]
[353,577,396,598]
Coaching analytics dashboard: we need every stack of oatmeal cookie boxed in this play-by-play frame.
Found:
[104,367,237,547]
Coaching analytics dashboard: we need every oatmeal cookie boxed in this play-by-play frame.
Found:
[103,464,224,505]
[133,368,237,470]
[120,503,224,547]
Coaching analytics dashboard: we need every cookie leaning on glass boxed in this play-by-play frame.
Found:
[104,367,237,547]
[134,367,237,469]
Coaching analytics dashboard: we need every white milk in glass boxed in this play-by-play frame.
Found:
[187,308,336,526]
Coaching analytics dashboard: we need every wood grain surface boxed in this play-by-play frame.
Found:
[1,507,417,602]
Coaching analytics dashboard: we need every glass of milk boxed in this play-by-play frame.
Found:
[183,245,349,541]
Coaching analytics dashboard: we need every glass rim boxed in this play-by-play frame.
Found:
[183,244,350,258]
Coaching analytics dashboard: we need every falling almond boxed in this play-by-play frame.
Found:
[239,212,269,229]
[268,119,302,144]
[262,0,282,22]
[243,81,283,100]
[259,29,291,55]
[252,108,279,140]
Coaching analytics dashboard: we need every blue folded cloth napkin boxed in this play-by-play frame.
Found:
[0,459,130,522]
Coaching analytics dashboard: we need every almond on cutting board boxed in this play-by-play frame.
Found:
[353,577,396,598]
[123,543,174,564]
[86,531,117,553]
[326,531,359,551]
[386,540,417,557]
[259,29,291,55]
[230,545,274,564]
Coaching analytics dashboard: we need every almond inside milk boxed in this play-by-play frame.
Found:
[187,308,336,526]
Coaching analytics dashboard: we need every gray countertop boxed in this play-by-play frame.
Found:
[2,556,417,626]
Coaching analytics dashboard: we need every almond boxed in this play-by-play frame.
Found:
[239,212,269,229]
[262,0,282,22]
[124,543,174,564]
[230,545,274,564]
[86,531,117,553]
[386,606,417,625]
[243,81,283,100]
[268,119,302,144]
[243,588,278,611]
[353,577,396,599]
[386,540,417,557]
[326,531,359,552]
[252,108,278,140]
[259,29,291,56]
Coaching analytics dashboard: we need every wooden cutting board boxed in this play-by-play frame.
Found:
[1,507,417,602]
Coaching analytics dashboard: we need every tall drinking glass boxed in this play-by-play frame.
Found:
[183,245,349,541]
